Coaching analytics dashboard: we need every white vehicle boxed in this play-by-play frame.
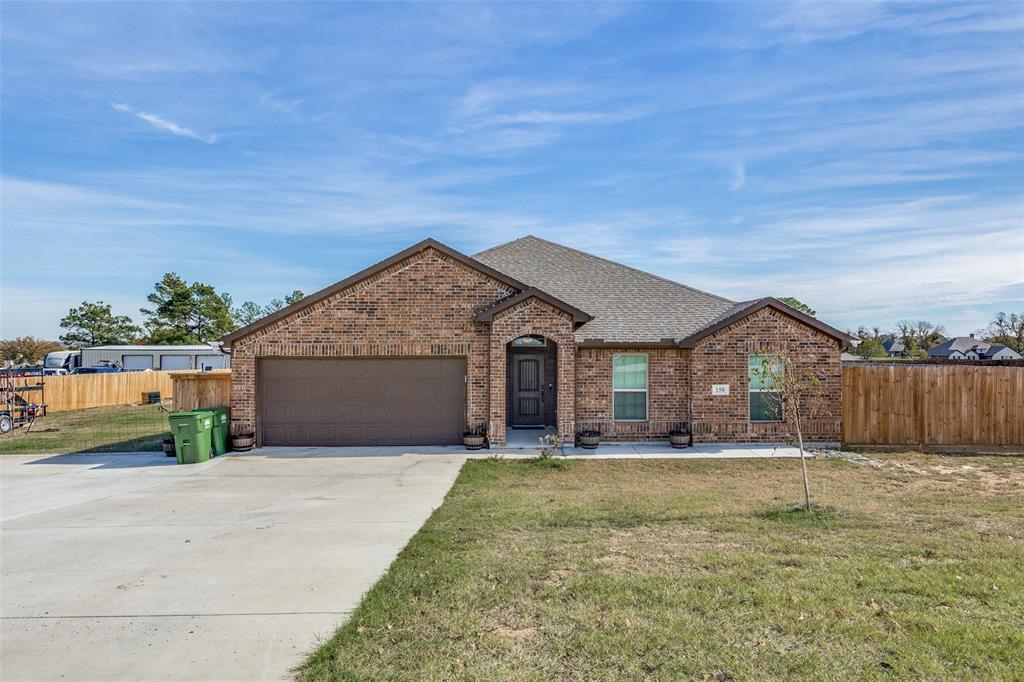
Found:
[42,350,81,372]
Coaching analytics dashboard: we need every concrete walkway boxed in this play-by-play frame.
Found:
[256,443,808,460]
[0,450,464,681]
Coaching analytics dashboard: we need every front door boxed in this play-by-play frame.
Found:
[511,353,545,427]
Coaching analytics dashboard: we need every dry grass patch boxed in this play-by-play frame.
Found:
[299,454,1024,681]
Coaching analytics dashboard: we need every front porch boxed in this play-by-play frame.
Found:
[485,297,579,445]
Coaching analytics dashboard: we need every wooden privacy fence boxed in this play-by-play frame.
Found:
[170,370,231,412]
[843,364,1024,446]
[7,371,177,413]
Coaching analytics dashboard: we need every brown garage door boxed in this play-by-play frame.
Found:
[258,357,466,446]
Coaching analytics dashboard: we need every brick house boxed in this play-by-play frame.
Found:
[221,236,850,447]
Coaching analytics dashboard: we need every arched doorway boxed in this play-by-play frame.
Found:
[507,335,557,429]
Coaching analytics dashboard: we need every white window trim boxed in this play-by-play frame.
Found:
[612,353,648,422]
[749,354,784,423]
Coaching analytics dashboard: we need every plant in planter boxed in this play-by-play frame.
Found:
[668,429,691,449]
[463,423,487,450]
[577,430,600,449]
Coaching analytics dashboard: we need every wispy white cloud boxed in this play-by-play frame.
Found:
[481,108,649,127]
[3,1,1021,340]
[258,91,304,114]
[761,1,1023,45]
[729,162,746,191]
[111,103,217,143]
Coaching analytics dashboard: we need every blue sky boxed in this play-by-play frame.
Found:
[2,1,1022,340]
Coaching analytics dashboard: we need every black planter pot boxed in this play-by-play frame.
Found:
[162,438,176,457]
[578,431,600,449]
[669,430,691,449]
[463,434,486,450]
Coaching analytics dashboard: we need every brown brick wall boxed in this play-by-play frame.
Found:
[229,248,514,439]
[690,307,842,443]
[229,247,841,447]
[489,298,576,445]
[575,348,691,441]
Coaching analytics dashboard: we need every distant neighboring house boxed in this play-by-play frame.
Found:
[986,344,1023,360]
[881,337,906,357]
[927,335,1022,360]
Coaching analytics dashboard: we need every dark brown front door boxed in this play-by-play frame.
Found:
[511,353,545,427]
[257,357,466,446]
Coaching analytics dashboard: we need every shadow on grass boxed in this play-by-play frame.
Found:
[760,504,846,526]
[519,456,580,470]
[74,432,169,454]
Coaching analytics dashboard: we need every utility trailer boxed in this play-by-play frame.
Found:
[0,374,46,434]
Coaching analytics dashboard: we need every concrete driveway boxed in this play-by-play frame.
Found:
[0,450,464,681]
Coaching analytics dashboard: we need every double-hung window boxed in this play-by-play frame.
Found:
[748,355,783,422]
[613,354,647,421]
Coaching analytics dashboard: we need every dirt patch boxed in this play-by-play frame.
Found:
[490,625,537,639]
[831,452,1024,498]
[592,525,743,574]
[540,568,575,587]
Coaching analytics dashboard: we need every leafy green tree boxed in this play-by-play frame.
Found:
[264,289,305,315]
[777,297,815,317]
[232,301,265,327]
[980,312,1024,353]
[851,326,890,359]
[0,337,65,365]
[140,273,237,344]
[59,301,141,347]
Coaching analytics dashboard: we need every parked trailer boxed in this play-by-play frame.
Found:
[43,350,81,372]
[80,345,230,371]
[0,374,45,434]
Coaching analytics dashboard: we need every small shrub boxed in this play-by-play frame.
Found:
[538,432,563,459]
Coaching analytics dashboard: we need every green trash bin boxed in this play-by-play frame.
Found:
[169,411,214,464]
[208,406,230,456]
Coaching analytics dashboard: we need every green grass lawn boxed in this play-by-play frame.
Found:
[0,403,171,455]
[299,453,1023,681]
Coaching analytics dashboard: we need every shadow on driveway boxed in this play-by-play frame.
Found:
[20,452,181,469]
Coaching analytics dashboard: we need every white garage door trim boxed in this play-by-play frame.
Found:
[160,355,192,371]
[122,355,154,371]
[197,354,226,370]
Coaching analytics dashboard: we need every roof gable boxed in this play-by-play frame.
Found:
[221,238,529,346]
[677,298,853,347]
[474,288,592,324]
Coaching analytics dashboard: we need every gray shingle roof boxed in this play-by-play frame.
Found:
[473,236,736,343]
[882,338,905,354]
[927,337,978,357]
[927,336,1020,358]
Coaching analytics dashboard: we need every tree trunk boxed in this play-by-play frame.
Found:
[795,411,812,512]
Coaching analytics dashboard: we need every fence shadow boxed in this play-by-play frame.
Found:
[22,451,178,469]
